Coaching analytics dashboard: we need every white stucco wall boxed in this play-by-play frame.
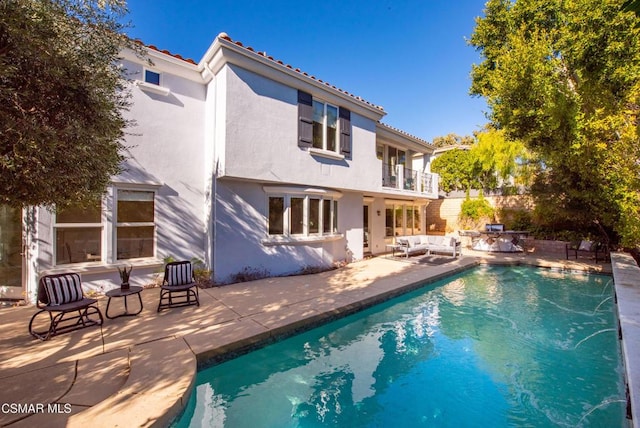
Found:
[30,58,209,295]
[220,65,382,193]
[119,59,208,262]
[213,179,364,284]
[24,40,437,299]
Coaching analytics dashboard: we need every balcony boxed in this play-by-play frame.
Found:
[382,164,439,198]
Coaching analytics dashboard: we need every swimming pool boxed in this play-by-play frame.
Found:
[175,265,627,427]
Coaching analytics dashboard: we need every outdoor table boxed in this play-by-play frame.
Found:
[469,230,529,252]
[105,286,144,319]
[385,243,403,257]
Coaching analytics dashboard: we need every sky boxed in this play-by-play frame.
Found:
[123,0,490,143]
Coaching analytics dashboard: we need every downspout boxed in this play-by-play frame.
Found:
[22,206,37,304]
[203,62,217,283]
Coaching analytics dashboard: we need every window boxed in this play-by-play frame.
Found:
[407,206,415,235]
[309,198,320,234]
[290,197,304,235]
[298,90,351,157]
[385,203,423,237]
[412,206,422,234]
[137,69,170,96]
[144,69,161,85]
[268,197,284,235]
[322,200,331,234]
[267,193,339,237]
[312,101,338,152]
[388,147,406,170]
[395,206,404,236]
[116,190,155,260]
[380,144,408,188]
[55,200,102,264]
[385,207,394,237]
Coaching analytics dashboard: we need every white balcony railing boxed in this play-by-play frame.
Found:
[382,164,439,196]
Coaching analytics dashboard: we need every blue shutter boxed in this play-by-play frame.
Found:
[339,107,351,157]
[298,91,313,148]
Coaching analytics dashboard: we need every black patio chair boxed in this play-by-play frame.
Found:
[28,273,103,341]
[157,261,200,312]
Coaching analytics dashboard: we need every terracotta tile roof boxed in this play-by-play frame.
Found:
[216,33,385,112]
[135,34,384,111]
[135,40,197,65]
[378,122,432,146]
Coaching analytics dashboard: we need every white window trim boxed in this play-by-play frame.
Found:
[135,69,169,96]
[308,147,345,160]
[313,99,340,153]
[263,186,343,245]
[135,80,171,96]
[53,203,105,266]
[384,202,424,238]
[114,187,157,261]
[144,68,161,85]
[262,234,343,246]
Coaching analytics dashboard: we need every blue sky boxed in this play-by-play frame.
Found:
[124,0,489,143]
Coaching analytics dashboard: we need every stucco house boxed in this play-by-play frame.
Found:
[1,33,439,303]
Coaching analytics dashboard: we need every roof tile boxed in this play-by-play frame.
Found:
[216,33,384,112]
[135,40,197,65]
[136,34,385,111]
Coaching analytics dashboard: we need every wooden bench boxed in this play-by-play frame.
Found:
[28,273,104,341]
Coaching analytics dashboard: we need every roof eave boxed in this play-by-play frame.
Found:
[198,34,387,122]
[377,123,434,154]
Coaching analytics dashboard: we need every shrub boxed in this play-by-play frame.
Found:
[498,208,533,231]
[460,191,494,217]
[230,266,270,283]
[458,191,495,230]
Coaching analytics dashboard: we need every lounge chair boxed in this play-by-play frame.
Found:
[565,240,607,263]
[28,273,103,340]
[157,261,200,311]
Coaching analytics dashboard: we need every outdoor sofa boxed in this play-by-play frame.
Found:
[394,235,461,258]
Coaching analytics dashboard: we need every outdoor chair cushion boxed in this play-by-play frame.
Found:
[44,274,84,306]
[406,236,421,248]
[166,262,194,286]
[578,240,594,251]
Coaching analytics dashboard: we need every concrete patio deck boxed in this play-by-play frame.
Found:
[0,250,635,427]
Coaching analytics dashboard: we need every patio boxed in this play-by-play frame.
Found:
[1,249,636,427]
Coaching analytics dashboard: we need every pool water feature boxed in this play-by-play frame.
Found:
[175,266,627,427]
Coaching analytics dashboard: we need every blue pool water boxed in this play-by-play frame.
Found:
[175,266,627,427]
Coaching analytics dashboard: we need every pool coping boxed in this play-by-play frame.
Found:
[0,252,633,427]
[611,252,640,426]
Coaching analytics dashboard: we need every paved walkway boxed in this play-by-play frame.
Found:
[0,251,628,427]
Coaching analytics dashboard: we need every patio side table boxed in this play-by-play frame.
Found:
[385,244,404,258]
[105,286,144,319]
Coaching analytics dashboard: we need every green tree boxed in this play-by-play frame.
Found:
[469,0,640,246]
[459,191,495,230]
[431,133,475,148]
[0,0,138,208]
[469,127,534,189]
[431,128,533,193]
[430,148,480,193]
